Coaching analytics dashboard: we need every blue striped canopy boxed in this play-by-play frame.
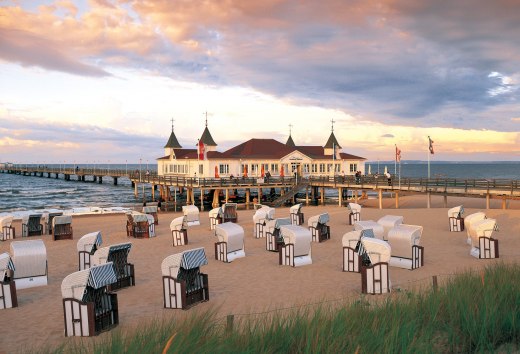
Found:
[181,248,208,269]
[87,262,117,290]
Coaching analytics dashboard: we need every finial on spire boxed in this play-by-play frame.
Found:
[170,117,175,132]
[331,118,336,132]
[289,123,293,136]
[204,111,208,127]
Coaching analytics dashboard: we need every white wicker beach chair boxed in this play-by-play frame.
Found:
[253,206,275,238]
[0,252,17,309]
[91,243,134,290]
[307,213,330,242]
[170,216,188,246]
[214,222,245,263]
[448,205,465,232]
[127,212,154,238]
[61,263,118,336]
[222,203,238,223]
[10,239,48,289]
[387,224,424,270]
[278,225,312,267]
[289,203,304,226]
[53,215,73,240]
[360,238,391,294]
[347,203,362,225]
[0,215,15,241]
[161,247,209,309]
[182,205,201,226]
[465,212,487,245]
[470,218,499,259]
[342,230,363,273]
[77,231,103,270]
[265,218,292,252]
[209,207,223,230]
[376,215,404,240]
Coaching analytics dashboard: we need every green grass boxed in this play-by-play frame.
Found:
[38,263,520,353]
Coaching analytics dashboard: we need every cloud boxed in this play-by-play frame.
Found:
[380,134,395,138]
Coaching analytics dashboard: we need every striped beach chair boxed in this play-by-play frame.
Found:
[360,238,391,294]
[265,217,291,252]
[92,243,135,291]
[21,214,43,237]
[0,252,17,309]
[77,231,103,270]
[308,213,330,242]
[170,216,188,246]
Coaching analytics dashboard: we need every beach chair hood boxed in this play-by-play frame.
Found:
[77,231,103,253]
[209,207,223,218]
[10,240,47,279]
[471,218,498,246]
[143,206,158,214]
[253,207,275,223]
[347,203,362,213]
[0,252,15,282]
[61,262,117,302]
[182,205,200,225]
[342,230,363,248]
[387,224,423,259]
[92,243,132,266]
[53,215,72,227]
[360,238,391,264]
[354,220,385,240]
[161,247,208,278]
[290,203,302,214]
[170,216,186,231]
[448,205,464,218]
[0,215,13,228]
[307,213,329,228]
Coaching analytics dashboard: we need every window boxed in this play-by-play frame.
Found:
[219,164,229,174]
[303,164,310,173]
[349,163,357,173]
[312,164,318,173]
[319,163,325,173]
[327,163,333,173]
[270,164,279,173]
[251,164,259,174]
[335,164,341,172]
[199,164,204,174]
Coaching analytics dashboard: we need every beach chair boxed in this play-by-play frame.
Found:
[42,212,63,235]
[469,219,499,259]
[448,205,465,232]
[465,212,487,245]
[209,207,223,230]
[387,224,424,270]
[0,215,15,241]
[53,215,73,240]
[360,238,391,294]
[347,203,362,225]
[354,220,385,240]
[289,203,304,226]
[61,263,119,336]
[342,229,376,273]
[377,215,404,240]
[77,231,103,270]
[182,205,201,226]
[0,252,17,309]
[308,213,330,242]
[222,203,238,223]
[91,243,135,291]
[143,205,159,225]
[214,222,245,263]
[253,206,275,238]
[265,218,291,252]
[161,247,209,309]
[278,225,312,267]
[21,214,43,237]
[10,239,48,289]
[170,216,188,246]
[126,212,153,238]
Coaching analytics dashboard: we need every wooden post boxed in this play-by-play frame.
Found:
[134,182,138,197]
[225,189,229,203]
[378,189,383,209]
[226,314,234,333]
[305,186,309,206]
[320,187,325,205]
[427,192,431,209]
[338,187,342,207]
[200,188,204,211]
[246,189,250,209]
[152,184,155,200]
[502,197,506,210]
[432,275,438,292]
[443,195,447,208]
[354,190,359,203]
[259,188,262,202]
[486,193,490,209]
[395,191,399,209]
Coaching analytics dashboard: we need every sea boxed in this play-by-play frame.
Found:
[0,162,518,215]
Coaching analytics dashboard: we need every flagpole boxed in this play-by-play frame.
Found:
[394,144,397,176]
[427,143,430,180]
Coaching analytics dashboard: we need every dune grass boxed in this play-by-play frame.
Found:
[40,262,520,353]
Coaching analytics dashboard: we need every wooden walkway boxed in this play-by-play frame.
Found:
[2,166,519,210]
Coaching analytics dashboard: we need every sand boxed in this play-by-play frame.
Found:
[1,194,520,353]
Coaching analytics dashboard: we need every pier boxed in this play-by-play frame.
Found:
[2,165,519,210]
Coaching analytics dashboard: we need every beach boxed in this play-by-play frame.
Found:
[1,194,520,353]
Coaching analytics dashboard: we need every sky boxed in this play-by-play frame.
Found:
[0,0,519,164]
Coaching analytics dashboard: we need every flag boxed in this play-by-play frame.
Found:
[395,145,401,162]
[428,136,434,155]
[197,139,205,160]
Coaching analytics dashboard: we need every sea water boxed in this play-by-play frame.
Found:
[1,162,518,214]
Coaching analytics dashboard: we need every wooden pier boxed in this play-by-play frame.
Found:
[2,165,519,210]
